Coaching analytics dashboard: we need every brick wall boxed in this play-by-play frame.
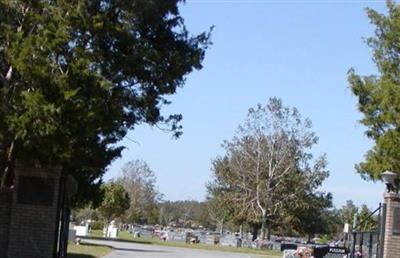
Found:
[0,191,12,258]
[7,167,61,258]
[383,192,400,258]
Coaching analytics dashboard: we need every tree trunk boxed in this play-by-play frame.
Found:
[267,222,272,241]
[0,139,15,190]
[239,224,243,239]
[103,219,110,237]
[59,208,71,258]
[260,212,267,240]
[219,219,224,235]
[251,224,259,241]
[260,222,266,240]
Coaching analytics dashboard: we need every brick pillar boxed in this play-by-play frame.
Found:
[7,167,61,258]
[382,192,400,258]
[0,191,12,258]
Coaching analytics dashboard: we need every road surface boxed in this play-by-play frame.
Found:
[83,239,268,258]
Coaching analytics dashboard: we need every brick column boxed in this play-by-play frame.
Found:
[0,191,12,258]
[7,167,61,258]
[382,192,400,258]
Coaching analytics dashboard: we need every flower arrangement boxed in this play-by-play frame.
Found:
[295,246,314,258]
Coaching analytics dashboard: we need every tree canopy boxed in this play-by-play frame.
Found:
[158,200,212,228]
[349,0,400,185]
[98,181,130,224]
[118,159,162,224]
[0,0,211,204]
[208,98,330,240]
[292,192,333,242]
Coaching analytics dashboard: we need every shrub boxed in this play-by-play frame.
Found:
[91,221,104,230]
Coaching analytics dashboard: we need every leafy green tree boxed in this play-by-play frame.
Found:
[325,208,346,238]
[207,156,253,236]
[158,200,214,229]
[292,193,333,242]
[337,202,378,231]
[207,195,233,234]
[0,0,211,205]
[195,202,215,230]
[118,159,162,224]
[206,157,237,233]
[98,181,130,228]
[158,201,178,226]
[348,0,400,185]
[339,200,358,228]
[72,205,100,224]
[208,98,329,240]
[356,205,378,231]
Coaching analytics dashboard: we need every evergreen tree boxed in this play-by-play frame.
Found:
[0,0,211,205]
[349,0,400,185]
[356,205,378,231]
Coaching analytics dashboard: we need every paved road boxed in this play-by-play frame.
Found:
[83,239,261,258]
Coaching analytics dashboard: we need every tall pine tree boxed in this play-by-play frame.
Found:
[0,0,211,205]
[349,0,400,185]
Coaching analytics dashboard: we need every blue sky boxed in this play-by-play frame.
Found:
[105,0,389,209]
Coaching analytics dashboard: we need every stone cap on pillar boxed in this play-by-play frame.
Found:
[384,192,400,202]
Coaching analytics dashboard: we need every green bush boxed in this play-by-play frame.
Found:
[91,221,104,230]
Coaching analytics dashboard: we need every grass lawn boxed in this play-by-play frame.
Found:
[88,230,282,258]
[67,242,113,258]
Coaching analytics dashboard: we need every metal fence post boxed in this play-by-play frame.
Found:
[379,203,387,258]
[368,233,373,258]
[376,203,382,258]
[351,232,356,258]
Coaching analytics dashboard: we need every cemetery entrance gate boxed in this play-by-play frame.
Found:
[345,204,383,258]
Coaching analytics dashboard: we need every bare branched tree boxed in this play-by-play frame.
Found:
[209,98,329,240]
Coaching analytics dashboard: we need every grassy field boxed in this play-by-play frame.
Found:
[67,242,113,258]
[88,230,282,257]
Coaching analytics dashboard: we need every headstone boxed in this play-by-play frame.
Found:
[313,245,330,258]
[220,235,236,246]
[283,249,297,258]
[169,231,185,242]
[344,223,350,233]
[74,225,88,236]
[107,221,118,238]
[68,229,76,242]
[281,243,298,252]
[107,227,118,238]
